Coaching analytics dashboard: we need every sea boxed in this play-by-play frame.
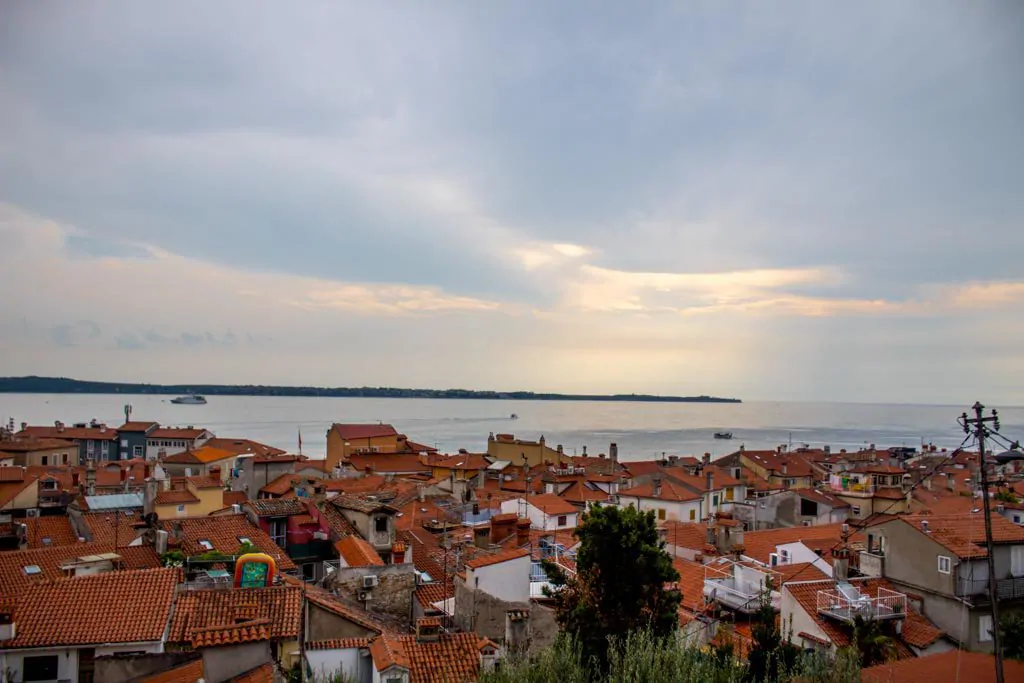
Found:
[3,394,1022,461]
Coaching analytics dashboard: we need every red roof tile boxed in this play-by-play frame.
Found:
[118,421,160,432]
[309,638,372,650]
[672,558,707,612]
[191,619,272,648]
[347,453,431,474]
[163,445,235,464]
[8,514,81,548]
[18,425,118,441]
[336,535,384,567]
[861,651,1024,683]
[138,658,204,683]
[619,479,703,503]
[332,423,399,440]
[660,520,708,551]
[0,437,77,453]
[7,568,178,648]
[206,438,286,457]
[223,490,248,507]
[151,427,209,439]
[159,513,296,570]
[899,513,1024,559]
[225,663,276,683]
[155,489,201,505]
[370,631,489,682]
[465,547,529,570]
[168,586,302,644]
[521,493,579,516]
[741,523,864,565]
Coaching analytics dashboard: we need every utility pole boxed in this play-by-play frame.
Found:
[963,401,1004,683]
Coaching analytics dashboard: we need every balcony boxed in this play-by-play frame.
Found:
[816,584,906,624]
[704,560,781,613]
[956,576,1024,601]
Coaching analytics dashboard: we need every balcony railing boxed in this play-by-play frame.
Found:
[957,576,1024,600]
[816,585,906,623]
[703,561,781,613]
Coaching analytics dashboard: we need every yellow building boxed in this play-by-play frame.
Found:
[430,453,491,481]
[0,437,79,467]
[486,433,568,468]
[735,449,814,490]
[153,472,226,518]
[326,423,438,471]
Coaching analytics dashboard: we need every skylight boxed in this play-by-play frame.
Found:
[198,540,214,550]
[237,536,252,545]
[23,565,42,575]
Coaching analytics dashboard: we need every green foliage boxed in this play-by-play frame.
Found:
[159,550,185,567]
[849,616,897,668]
[482,630,861,683]
[995,490,1019,504]
[999,612,1024,661]
[236,542,259,556]
[542,504,681,674]
[745,600,800,682]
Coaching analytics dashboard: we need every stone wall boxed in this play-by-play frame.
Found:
[454,578,559,654]
[327,563,416,624]
[307,602,381,641]
[95,652,199,683]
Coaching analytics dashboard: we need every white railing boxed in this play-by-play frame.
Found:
[703,561,781,613]
[816,586,906,623]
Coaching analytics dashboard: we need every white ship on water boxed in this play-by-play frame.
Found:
[170,394,207,405]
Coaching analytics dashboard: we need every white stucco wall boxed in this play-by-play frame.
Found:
[620,496,702,523]
[306,647,364,682]
[775,542,833,577]
[0,642,162,683]
[466,554,531,603]
[781,586,832,650]
[499,499,578,530]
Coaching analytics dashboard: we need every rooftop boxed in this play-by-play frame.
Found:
[163,445,236,464]
[159,513,296,570]
[248,497,308,517]
[336,534,385,567]
[465,547,530,570]
[742,523,865,565]
[619,479,703,503]
[168,585,303,643]
[6,567,178,649]
[151,427,209,439]
[520,493,583,516]
[369,631,494,683]
[332,423,399,440]
[898,513,1024,559]
[861,650,1024,683]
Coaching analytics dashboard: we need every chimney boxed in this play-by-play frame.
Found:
[505,609,531,656]
[610,443,618,463]
[582,445,587,457]
[20,422,27,431]
[922,519,930,533]
[703,453,711,466]
[72,471,81,489]
[155,529,169,554]
[415,617,441,643]
[652,475,663,498]
[924,476,932,491]
[209,466,221,484]
[706,470,714,494]
[490,513,517,544]
[739,444,745,452]
[392,541,407,564]
[947,476,955,492]
[144,478,159,516]
[516,518,531,547]
[85,460,96,496]
[0,611,16,642]
[557,445,563,455]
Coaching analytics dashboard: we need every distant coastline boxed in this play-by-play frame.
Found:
[0,376,741,404]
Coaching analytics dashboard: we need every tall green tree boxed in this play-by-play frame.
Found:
[542,504,681,675]
[745,599,799,682]
[998,612,1024,661]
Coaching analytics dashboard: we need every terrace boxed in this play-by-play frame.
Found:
[816,583,906,623]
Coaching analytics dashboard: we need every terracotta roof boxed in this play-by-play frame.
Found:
[619,479,703,503]
[6,514,81,548]
[861,650,1024,683]
[6,568,178,648]
[660,520,708,551]
[773,561,829,584]
[225,663,275,683]
[138,658,204,683]
[187,474,224,490]
[559,480,613,504]
[168,586,302,644]
[0,437,77,453]
[248,498,308,517]
[415,582,454,610]
[155,489,201,505]
[159,513,296,570]
[260,472,303,496]
[81,510,147,546]
[332,423,399,440]
[849,464,907,475]
[0,470,38,507]
[405,440,439,454]
[206,438,286,457]
[738,450,815,478]
[370,631,489,682]
[784,578,939,656]
[0,542,160,607]
[151,427,209,439]
[118,421,159,433]
[347,453,431,474]
[431,453,492,471]
[223,490,248,507]
[672,558,707,612]
[522,493,580,516]
[898,513,1024,559]
[309,638,372,650]
[295,580,386,634]
[18,425,118,441]
[191,619,272,648]
[741,523,865,565]
[296,458,331,473]
[465,547,530,570]
[331,494,399,514]
[163,445,235,465]
[319,499,361,537]
[798,489,851,508]
[336,535,385,567]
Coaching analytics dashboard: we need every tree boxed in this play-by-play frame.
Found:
[542,504,680,676]
[745,598,799,682]
[850,616,896,668]
[999,612,1024,661]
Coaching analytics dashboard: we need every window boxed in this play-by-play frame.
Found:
[1012,546,1024,577]
[712,494,719,507]
[121,439,128,447]
[101,441,109,456]
[725,487,734,501]
[270,519,287,546]
[375,516,389,533]
[979,614,993,642]
[302,563,315,580]
[780,549,790,564]
[62,453,68,464]
[657,509,666,521]
[238,536,252,545]
[177,505,186,513]
[558,515,568,526]
[769,553,779,567]
[198,540,213,551]
[1015,515,1021,524]
[22,655,59,682]
[689,509,696,521]
[133,445,144,457]
[40,455,48,466]
[851,505,861,516]
[938,555,951,574]
[800,498,818,517]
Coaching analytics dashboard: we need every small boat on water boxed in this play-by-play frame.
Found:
[714,431,733,440]
[171,394,207,405]
[510,413,519,420]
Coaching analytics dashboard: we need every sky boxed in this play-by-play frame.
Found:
[0,2,1022,404]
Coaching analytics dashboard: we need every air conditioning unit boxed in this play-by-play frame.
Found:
[997,505,1006,513]
[802,521,813,527]
[362,575,379,589]
[25,509,40,519]
[358,591,373,601]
